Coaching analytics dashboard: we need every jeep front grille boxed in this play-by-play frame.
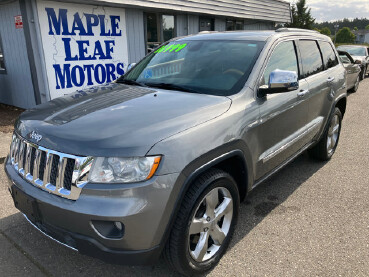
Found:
[9,133,93,200]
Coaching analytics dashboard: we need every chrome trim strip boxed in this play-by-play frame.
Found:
[22,213,78,252]
[259,117,323,163]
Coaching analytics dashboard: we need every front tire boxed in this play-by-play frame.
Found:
[309,107,342,161]
[360,66,366,80]
[164,169,240,276]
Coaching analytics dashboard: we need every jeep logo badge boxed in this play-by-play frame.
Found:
[28,131,43,142]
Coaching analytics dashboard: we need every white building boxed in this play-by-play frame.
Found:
[0,0,291,108]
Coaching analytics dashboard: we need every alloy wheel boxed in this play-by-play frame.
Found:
[327,114,340,155]
[188,187,233,262]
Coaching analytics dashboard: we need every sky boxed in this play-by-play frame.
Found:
[289,0,369,22]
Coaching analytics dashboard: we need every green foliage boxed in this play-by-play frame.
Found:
[354,27,358,31]
[335,27,356,44]
[320,27,331,36]
[314,18,369,34]
[366,24,369,30]
[285,0,315,29]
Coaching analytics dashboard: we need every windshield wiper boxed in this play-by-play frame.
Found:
[143,82,200,94]
[116,79,147,87]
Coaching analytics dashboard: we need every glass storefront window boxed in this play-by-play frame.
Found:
[0,34,5,73]
[226,20,244,31]
[162,15,175,42]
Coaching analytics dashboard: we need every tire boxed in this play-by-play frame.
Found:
[309,107,342,161]
[164,169,240,276]
[349,75,360,93]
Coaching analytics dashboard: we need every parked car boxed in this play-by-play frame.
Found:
[5,29,347,276]
[338,50,361,92]
[337,45,369,80]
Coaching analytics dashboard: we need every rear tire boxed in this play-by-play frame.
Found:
[164,169,239,276]
[360,66,366,80]
[309,107,342,161]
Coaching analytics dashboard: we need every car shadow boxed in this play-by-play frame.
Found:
[0,152,326,276]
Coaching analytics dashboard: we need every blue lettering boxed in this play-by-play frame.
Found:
[71,12,87,36]
[84,13,99,36]
[53,64,72,89]
[110,16,122,36]
[98,15,110,36]
[45,8,71,35]
[93,41,106,60]
[71,65,85,87]
[104,40,115,59]
[105,63,116,82]
[83,64,94,85]
[76,40,94,60]
[94,64,106,84]
[62,38,78,61]
[117,63,125,76]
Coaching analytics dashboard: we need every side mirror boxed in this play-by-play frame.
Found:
[127,63,136,71]
[354,60,362,65]
[258,70,299,97]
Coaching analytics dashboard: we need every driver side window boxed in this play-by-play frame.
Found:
[262,41,299,86]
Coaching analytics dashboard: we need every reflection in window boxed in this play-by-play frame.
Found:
[262,41,298,86]
[299,40,324,78]
[0,34,5,73]
[199,18,214,32]
[319,41,339,69]
[146,13,160,53]
[162,15,175,42]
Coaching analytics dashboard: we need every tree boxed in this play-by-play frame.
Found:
[286,0,315,29]
[366,24,369,30]
[335,27,356,43]
[353,27,358,31]
[320,27,331,36]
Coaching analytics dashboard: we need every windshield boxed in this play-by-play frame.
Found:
[119,40,265,96]
[337,46,366,57]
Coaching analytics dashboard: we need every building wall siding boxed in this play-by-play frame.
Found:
[0,0,35,108]
[87,0,291,23]
[188,15,199,35]
[176,14,188,37]
[125,9,146,64]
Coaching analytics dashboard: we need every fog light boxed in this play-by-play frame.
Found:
[91,220,125,239]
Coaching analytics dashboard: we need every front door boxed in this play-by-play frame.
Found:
[255,40,310,179]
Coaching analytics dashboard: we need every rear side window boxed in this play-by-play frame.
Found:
[261,41,299,86]
[298,40,324,78]
[319,41,339,69]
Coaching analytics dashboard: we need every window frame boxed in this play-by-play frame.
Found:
[0,33,6,74]
[317,40,339,70]
[296,39,324,79]
[257,39,301,96]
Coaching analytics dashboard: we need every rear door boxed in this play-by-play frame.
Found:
[297,40,339,138]
[255,40,310,179]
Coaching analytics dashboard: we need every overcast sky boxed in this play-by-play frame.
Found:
[289,0,369,22]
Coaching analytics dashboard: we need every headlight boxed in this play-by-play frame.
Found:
[88,156,161,183]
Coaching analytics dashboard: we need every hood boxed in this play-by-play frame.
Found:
[16,83,232,157]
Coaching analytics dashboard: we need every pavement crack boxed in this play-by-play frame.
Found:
[0,229,53,277]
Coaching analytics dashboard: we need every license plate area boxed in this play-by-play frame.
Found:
[11,185,42,223]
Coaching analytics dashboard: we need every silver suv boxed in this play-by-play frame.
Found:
[5,29,347,276]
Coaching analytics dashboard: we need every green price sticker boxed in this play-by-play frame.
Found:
[154,43,187,53]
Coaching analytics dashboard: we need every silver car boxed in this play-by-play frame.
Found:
[337,45,369,80]
[338,50,361,92]
[5,29,347,276]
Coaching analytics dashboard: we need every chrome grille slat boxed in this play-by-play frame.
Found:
[9,132,92,200]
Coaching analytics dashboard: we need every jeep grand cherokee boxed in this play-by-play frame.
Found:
[5,29,347,276]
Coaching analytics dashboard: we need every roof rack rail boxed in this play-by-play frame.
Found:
[276,28,320,34]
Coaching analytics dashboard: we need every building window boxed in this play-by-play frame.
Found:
[226,20,244,31]
[146,14,176,53]
[0,34,6,74]
[199,18,214,32]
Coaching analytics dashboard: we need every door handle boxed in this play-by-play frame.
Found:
[297,89,309,97]
[327,77,335,83]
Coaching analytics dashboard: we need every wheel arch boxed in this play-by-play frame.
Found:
[336,96,347,117]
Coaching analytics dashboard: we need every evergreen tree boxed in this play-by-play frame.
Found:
[335,27,356,43]
[286,0,315,29]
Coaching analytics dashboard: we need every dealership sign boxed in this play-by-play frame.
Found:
[37,1,129,99]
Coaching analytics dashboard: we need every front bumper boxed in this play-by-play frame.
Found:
[5,157,179,265]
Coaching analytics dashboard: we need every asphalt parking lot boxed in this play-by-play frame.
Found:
[0,79,368,277]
